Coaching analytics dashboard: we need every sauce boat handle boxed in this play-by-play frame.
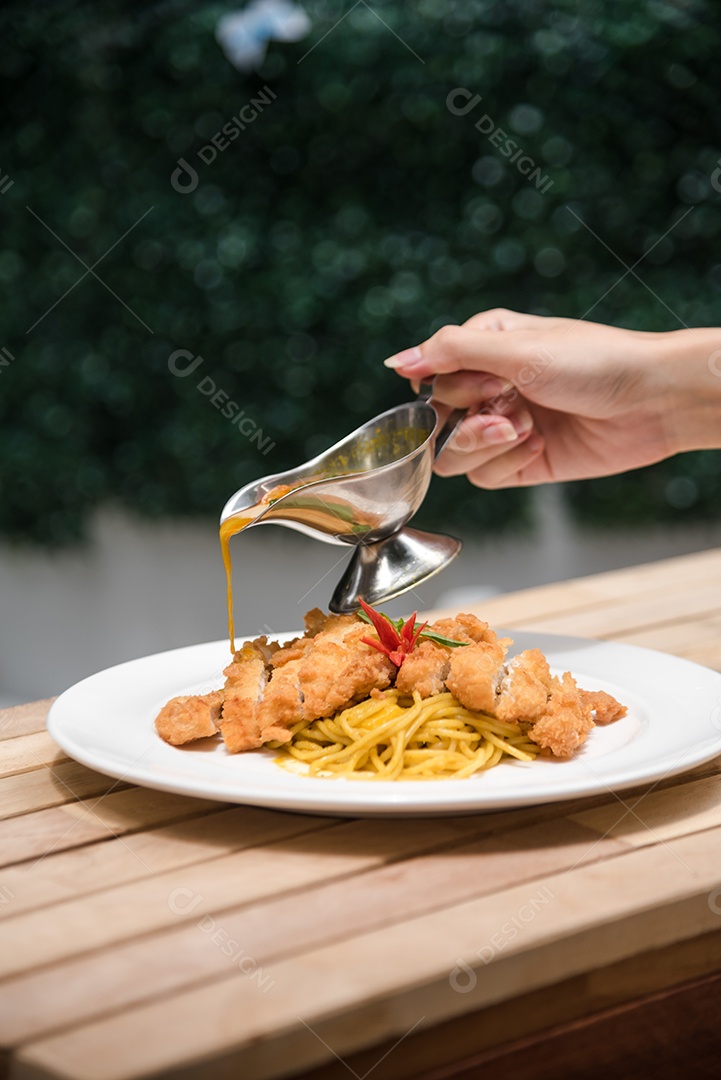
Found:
[416,382,466,460]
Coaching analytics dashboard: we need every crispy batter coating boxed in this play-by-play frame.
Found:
[527,672,594,758]
[244,635,280,665]
[579,689,628,725]
[304,607,330,637]
[300,637,394,719]
[431,614,502,646]
[220,641,272,752]
[222,614,394,752]
[494,649,552,723]
[445,638,508,714]
[155,691,222,746]
[255,659,304,738]
[269,633,314,669]
[394,639,451,699]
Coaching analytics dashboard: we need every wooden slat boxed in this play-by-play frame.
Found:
[0,818,625,1046]
[0,730,69,779]
[14,826,721,1080]
[614,614,721,655]
[7,752,701,877]
[0,699,54,741]
[0,784,624,910]
[490,582,721,641]
[571,773,721,848]
[408,970,721,1080]
[0,805,340,919]
[0,814,505,981]
[293,931,721,1080]
[424,548,721,628]
[0,761,131,821]
[0,788,227,869]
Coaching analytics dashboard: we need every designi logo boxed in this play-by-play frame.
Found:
[170,87,277,194]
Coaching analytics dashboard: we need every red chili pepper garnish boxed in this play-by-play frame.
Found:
[358,598,428,668]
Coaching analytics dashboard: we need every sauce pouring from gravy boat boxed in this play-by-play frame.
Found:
[219,389,465,648]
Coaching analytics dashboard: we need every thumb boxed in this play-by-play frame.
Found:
[383,324,540,385]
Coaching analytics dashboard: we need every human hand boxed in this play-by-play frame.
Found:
[384,309,715,488]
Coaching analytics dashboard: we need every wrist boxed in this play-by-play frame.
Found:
[654,329,721,454]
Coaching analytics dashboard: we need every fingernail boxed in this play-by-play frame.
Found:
[483,423,518,445]
[527,434,544,452]
[383,346,423,370]
[516,412,533,435]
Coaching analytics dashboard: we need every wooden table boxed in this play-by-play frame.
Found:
[2,549,721,1080]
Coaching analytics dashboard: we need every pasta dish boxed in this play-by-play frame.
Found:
[272,691,539,780]
[154,602,626,780]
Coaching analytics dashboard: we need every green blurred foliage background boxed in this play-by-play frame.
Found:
[1,0,720,547]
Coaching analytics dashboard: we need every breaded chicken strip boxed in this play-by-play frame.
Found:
[260,612,387,725]
[579,689,628,725]
[432,613,506,646]
[224,619,325,747]
[395,639,451,699]
[494,649,552,723]
[394,612,517,715]
[445,637,508,714]
[255,659,304,738]
[527,672,594,758]
[303,607,330,638]
[155,691,223,746]
[433,622,622,758]
[223,614,394,751]
[220,640,274,752]
[300,634,394,718]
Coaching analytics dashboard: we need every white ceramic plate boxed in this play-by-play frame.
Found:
[47,631,721,817]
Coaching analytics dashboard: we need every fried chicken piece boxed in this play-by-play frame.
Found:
[303,607,330,637]
[300,635,394,719]
[494,649,552,723]
[395,615,513,705]
[445,636,509,714]
[267,613,393,722]
[255,657,304,738]
[220,641,273,752]
[527,671,594,758]
[431,613,504,646]
[394,639,451,699]
[270,633,315,669]
[428,613,517,714]
[224,614,395,750]
[579,689,628,725]
[309,612,366,646]
[155,691,223,746]
[244,635,280,665]
[430,620,614,758]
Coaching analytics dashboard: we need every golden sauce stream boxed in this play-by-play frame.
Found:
[220,484,295,653]
[220,513,252,654]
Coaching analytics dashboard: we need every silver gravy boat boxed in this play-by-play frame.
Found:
[220,392,464,613]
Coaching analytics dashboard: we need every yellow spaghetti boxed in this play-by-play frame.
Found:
[272,691,539,780]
